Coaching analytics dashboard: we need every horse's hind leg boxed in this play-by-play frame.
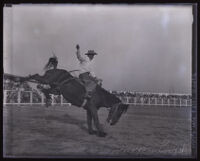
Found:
[89,105,107,137]
[86,109,95,135]
[43,90,51,107]
[45,98,51,107]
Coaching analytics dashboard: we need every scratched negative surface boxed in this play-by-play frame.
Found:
[3,3,195,158]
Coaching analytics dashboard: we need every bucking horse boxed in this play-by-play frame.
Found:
[21,69,129,137]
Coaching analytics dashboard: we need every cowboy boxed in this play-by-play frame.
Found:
[75,44,102,108]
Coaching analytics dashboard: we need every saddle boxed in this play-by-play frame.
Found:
[79,72,102,85]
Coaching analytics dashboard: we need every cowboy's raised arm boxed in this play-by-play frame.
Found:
[76,44,86,63]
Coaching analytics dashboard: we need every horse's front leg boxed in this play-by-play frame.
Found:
[86,109,95,135]
[29,74,49,84]
[19,74,38,82]
[88,105,107,137]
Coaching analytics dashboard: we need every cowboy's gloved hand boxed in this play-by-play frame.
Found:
[76,44,80,50]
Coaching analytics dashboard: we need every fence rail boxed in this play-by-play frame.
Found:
[119,96,191,107]
[3,90,71,106]
[3,90,192,107]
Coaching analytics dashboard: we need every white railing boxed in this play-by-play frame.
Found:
[118,96,191,106]
[112,90,191,107]
[3,90,191,107]
[3,90,71,106]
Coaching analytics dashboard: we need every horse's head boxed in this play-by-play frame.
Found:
[107,103,129,125]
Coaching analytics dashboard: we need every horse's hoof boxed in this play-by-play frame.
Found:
[98,132,107,137]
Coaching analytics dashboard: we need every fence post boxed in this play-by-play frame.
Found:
[30,91,33,105]
[51,95,55,105]
[61,95,63,106]
[174,98,176,106]
[126,97,129,104]
[4,90,6,104]
[18,90,21,104]
[180,98,182,107]
[41,93,44,105]
[134,97,136,105]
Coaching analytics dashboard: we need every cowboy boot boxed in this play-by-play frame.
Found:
[81,98,88,108]
[81,91,92,108]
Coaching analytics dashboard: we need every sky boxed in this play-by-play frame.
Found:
[3,4,192,94]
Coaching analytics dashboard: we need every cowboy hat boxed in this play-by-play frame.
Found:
[85,50,98,56]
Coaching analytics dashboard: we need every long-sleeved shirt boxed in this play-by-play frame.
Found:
[76,49,96,77]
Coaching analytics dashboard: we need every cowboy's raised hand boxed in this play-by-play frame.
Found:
[76,44,80,50]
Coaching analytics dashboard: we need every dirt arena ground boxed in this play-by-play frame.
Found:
[3,105,191,158]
